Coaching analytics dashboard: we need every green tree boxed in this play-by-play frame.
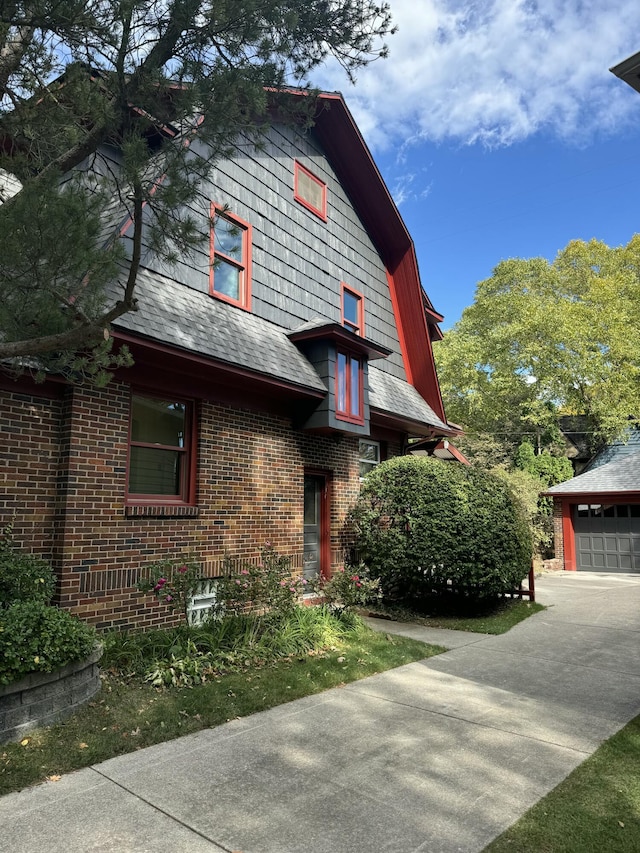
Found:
[0,0,393,382]
[434,236,640,453]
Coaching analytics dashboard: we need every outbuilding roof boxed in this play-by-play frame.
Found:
[546,449,640,496]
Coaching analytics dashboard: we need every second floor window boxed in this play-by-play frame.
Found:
[342,285,364,336]
[210,205,252,309]
[336,351,364,424]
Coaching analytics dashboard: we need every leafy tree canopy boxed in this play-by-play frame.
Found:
[0,0,394,382]
[435,236,640,455]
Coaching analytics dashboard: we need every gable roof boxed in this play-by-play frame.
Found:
[308,93,449,425]
[546,450,640,496]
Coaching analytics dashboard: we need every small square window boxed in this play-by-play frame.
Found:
[294,161,327,220]
[342,285,364,336]
[210,205,252,309]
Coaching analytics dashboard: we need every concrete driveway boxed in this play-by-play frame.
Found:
[2,571,640,852]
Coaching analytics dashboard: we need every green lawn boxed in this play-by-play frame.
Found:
[0,627,441,796]
[484,715,640,852]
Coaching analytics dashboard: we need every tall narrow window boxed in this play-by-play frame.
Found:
[128,394,194,502]
[210,205,252,308]
[358,440,380,479]
[336,351,364,424]
[294,160,327,220]
[342,285,364,335]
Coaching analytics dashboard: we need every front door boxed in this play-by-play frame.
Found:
[303,474,327,581]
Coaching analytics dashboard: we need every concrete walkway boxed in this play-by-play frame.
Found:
[3,572,640,852]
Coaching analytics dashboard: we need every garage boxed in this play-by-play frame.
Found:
[573,503,640,571]
[546,446,640,573]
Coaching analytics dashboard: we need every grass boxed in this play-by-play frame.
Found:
[0,620,441,797]
[369,598,545,634]
[484,714,640,852]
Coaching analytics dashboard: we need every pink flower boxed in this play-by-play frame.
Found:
[178,565,188,574]
[356,582,362,588]
[351,575,360,582]
[279,580,287,587]
[165,595,173,602]
[301,579,307,585]
[240,569,249,575]
[235,579,242,585]
[289,587,296,593]
[157,577,167,587]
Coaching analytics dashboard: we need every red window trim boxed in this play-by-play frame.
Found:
[335,350,365,426]
[209,203,252,310]
[126,390,198,506]
[341,283,365,336]
[294,160,327,221]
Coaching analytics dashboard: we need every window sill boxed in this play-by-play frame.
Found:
[125,504,200,518]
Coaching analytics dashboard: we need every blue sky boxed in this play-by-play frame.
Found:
[317,0,640,329]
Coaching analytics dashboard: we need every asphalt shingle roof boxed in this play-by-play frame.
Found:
[111,268,326,392]
[111,268,450,432]
[547,449,640,495]
[368,365,451,432]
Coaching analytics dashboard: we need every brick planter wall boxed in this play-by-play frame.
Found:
[0,644,103,745]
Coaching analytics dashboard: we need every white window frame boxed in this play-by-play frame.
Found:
[358,439,381,480]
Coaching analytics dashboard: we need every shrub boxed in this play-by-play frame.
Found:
[137,558,202,623]
[311,564,382,611]
[214,544,307,618]
[349,456,532,603]
[0,601,96,684]
[0,526,56,607]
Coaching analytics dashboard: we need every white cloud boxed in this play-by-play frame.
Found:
[316,0,640,152]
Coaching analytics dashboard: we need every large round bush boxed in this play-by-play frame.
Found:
[349,456,532,602]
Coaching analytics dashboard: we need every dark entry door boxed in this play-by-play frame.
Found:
[303,475,325,581]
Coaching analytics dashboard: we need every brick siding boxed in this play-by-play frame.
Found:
[552,498,565,568]
[1,381,403,630]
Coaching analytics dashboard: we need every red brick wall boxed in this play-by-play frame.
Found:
[0,388,62,562]
[552,498,565,568]
[2,381,400,630]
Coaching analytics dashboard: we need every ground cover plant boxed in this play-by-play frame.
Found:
[484,713,640,852]
[350,456,533,605]
[0,528,96,685]
[0,618,441,796]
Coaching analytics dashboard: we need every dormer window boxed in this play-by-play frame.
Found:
[294,160,327,221]
[210,204,252,309]
[341,285,364,336]
[336,351,364,425]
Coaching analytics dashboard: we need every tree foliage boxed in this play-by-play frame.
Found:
[434,236,640,452]
[349,456,532,602]
[0,0,394,381]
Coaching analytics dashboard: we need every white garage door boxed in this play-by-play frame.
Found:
[574,503,640,572]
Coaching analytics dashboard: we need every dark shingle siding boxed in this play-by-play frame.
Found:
[130,123,407,382]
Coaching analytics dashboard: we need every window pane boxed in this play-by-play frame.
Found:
[359,460,377,478]
[129,447,182,495]
[214,216,243,261]
[297,168,324,212]
[131,397,185,446]
[343,291,360,329]
[630,505,640,518]
[359,440,379,463]
[603,504,616,517]
[577,504,589,517]
[214,257,241,300]
[350,357,361,416]
[337,352,347,412]
[590,504,602,517]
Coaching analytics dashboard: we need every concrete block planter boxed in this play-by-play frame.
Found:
[0,644,103,745]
